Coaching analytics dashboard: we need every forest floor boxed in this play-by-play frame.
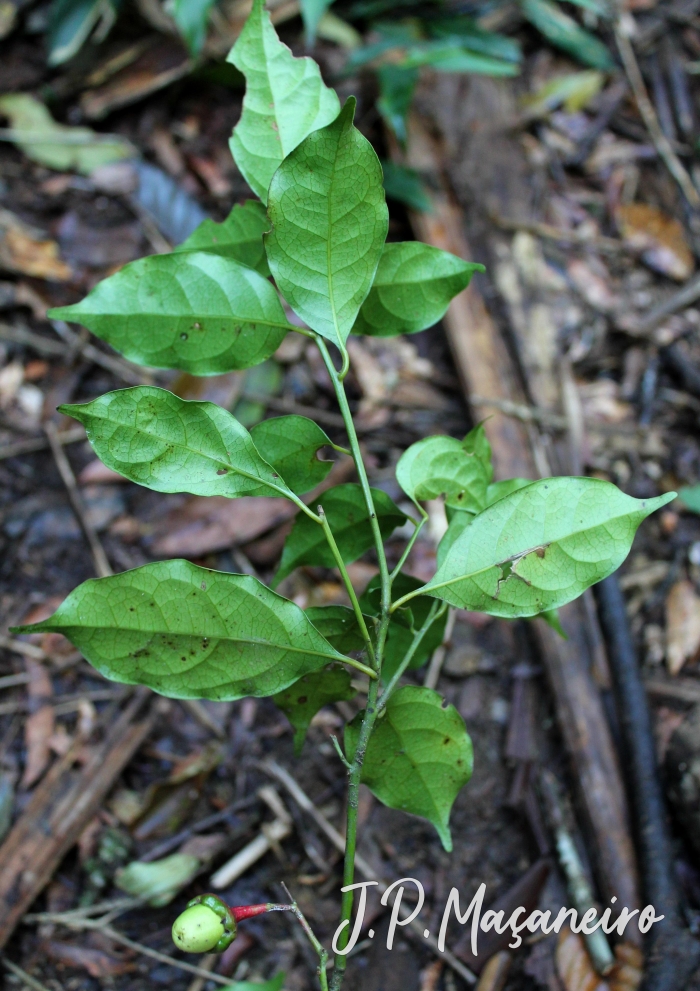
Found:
[3,4,700,990]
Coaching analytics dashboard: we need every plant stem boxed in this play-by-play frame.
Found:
[389,507,428,582]
[316,338,391,614]
[329,673,381,991]
[317,337,394,991]
[318,506,376,668]
[278,884,330,991]
[376,601,445,714]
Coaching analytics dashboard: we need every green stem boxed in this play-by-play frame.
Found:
[329,674,381,991]
[389,506,428,583]
[316,338,391,614]
[277,887,330,991]
[317,337,394,991]
[318,507,376,668]
[376,600,444,714]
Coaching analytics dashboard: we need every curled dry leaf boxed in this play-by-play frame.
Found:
[616,203,694,282]
[665,580,700,675]
[556,928,643,991]
[44,941,136,978]
[0,208,72,282]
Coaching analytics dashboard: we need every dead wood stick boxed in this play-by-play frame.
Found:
[0,425,85,461]
[401,113,641,926]
[596,575,700,990]
[45,420,113,578]
[1,957,55,991]
[0,690,159,949]
[615,26,700,209]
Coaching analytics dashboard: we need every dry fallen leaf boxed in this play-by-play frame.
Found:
[0,208,72,281]
[45,941,136,978]
[21,658,55,789]
[609,944,643,991]
[556,928,643,991]
[148,494,296,557]
[616,203,694,282]
[665,579,700,675]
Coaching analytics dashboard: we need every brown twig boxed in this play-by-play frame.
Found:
[1,957,55,991]
[0,425,86,461]
[615,25,700,208]
[45,420,112,578]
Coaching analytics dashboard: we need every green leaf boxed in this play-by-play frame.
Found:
[377,65,418,145]
[520,0,614,69]
[173,0,216,55]
[59,386,296,501]
[678,486,700,514]
[437,510,472,568]
[429,17,522,62]
[273,664,355,753]
[11,561,349,701]
[418,478,675,617]
[228,0,340,202]
[361,573,447,681]
[48,252,294,375]
[175,201,270,276]
[486,477,532,505]
[306,605,367,653]
[300,0,333,44]
[0,93,133,174]
[352,242,482,338]
[47,0,113,66]
[274,484,406,585]
[397,42,520,75]
[345,685,473,850]
[396,430,492,512]
[539,608,566,638]
[265,98,389,349]
[381,161,432,213]
[234,360,283,428]
[463,421,493,482]
[250,415,333,494]
[439,473,530,567]
[116,854,200,907]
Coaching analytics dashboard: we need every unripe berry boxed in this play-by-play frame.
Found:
[172,895,237,953]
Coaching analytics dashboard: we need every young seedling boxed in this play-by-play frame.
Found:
[14,3,674,986]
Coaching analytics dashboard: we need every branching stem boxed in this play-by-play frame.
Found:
[318,506,376,668]
[376,600,445,714]
[315,336,398,991]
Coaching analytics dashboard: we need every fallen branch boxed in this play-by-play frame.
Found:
[596,575,700,991]
[45,420,113,578]
[0,690,159,948]
[615,25,700,209]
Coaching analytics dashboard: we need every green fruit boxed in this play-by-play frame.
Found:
[172,898,236,953]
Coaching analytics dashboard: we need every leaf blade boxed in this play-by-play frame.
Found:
[48,252,293,374]
[250,415,333,494]
[352,242,482,338]
[396,428,492,512]
[345,685,473,850]
[421,477,675,617]
[175,200,270,275]
[265,97,389,348]
[60,386,296,501]
[12,561,348,701]
[273,664,355,753]
[228,0,340,202]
